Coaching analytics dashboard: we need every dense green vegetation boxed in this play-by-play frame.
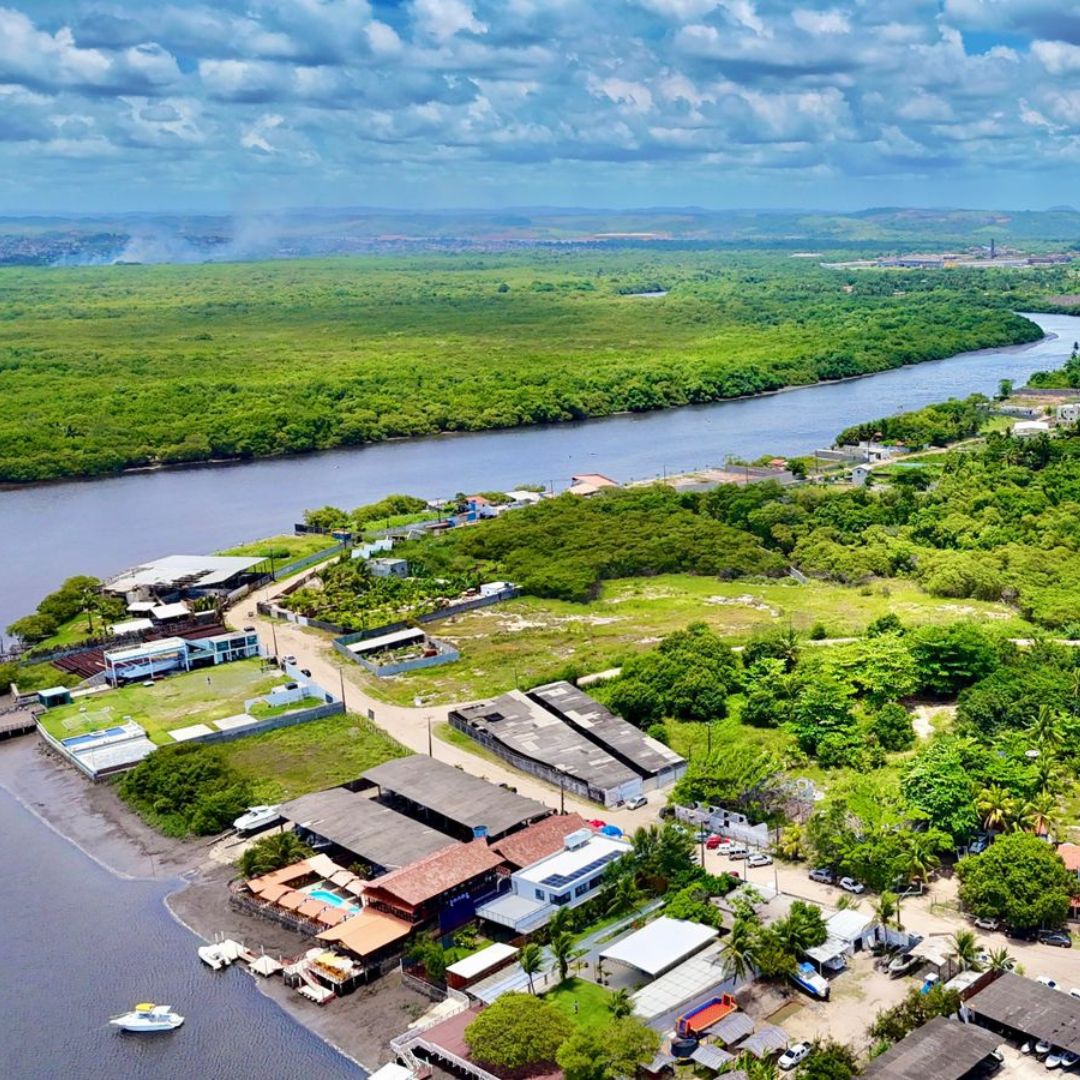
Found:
[6,574,123,644]
[835,394,987,449]
[0,252,1047,482]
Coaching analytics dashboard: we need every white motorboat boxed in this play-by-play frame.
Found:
[110,1003,185,1033]
[232,805,282,833]
[198,939,244,970]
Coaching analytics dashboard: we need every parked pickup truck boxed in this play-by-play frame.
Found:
[792,961,830,1001]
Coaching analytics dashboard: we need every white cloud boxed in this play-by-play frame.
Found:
[410,0,486,41]
[792,8,850,36]
[1032,39,1080,74]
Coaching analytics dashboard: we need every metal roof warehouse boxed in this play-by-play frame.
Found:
[965,972,1080,1055]
[363,755,552,841]
[601,916,719,979]
[281,787,455,874]
[862,1016,1003,1080]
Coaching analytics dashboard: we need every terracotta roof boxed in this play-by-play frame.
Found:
[257,882,292,904]
[363,841,503,908]
[1058,843,1080,872]
[570,473,618,487]
[492,813,588,869]
[246,853,346,894]
[298,898,330,919]
[316,907,349,927]
[278,890,305,911]
[317,909,412,958]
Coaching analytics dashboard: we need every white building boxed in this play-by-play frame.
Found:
[1012,420,1051,438]
[1057,403,1080,425]
[476,828,630,933]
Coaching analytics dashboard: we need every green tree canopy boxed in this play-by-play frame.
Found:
[463,993,572,1069]
[957,831,1074,931]
[556,1018,659,1080]
[237,832,313,879]
[908,622,999,696]
[900,738,979,842]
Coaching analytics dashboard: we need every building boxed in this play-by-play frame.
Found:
[528,681,687,789]
[964,972,1080,1056]
[363,756,552,842]
[861,1016,1002,1080]
[369,558,409,579]
[315,909,413,971]
[104,554,267,601]
[476,828,630,933]
[630,942,735,1029]
[601,916,719,981]
[489,813,588,870]
[281,787,456,875]
[567,472,619,497]
[361,840,504,931]
[445,943,519,991]
[338,627,459,677]
[805,909,879,972]
[451,691,642,807]
[102,628,260,685]
[851,463,874,486]
[1013,419,1052,438]
[1058,403,1080,425]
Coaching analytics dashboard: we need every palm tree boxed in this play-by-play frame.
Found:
[835,893,860,912]
[898,831,941,885]
[976,786,1015,834]
[237,831,312,878]
[604,872,642,916]
[609,988,632,1019]
[986,947,1015,973]
[1030,704,1063,753]
[777,825,804,862]
[549,930,580,983]
[871,891,900,931]
[719,917,759,983]
[519,942,544,994]
[1019,792,1060,840]
[951,930,981,973]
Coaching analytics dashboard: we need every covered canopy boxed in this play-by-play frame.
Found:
[600,916,718,978]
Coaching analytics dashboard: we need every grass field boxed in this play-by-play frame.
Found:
[545,978,614,1028]
[361,574,1030,706]
[218,711,407,802]
[218,533,337,562]
[39,659,290,745]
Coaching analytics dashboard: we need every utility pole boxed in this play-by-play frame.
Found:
[428,714,434,757]
[269,619,279,661]
[338,664,346,710]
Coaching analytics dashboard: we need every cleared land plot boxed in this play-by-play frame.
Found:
[39,659,291,746]
[217,712,407,802]
[218,533,337,562]
[362,574,1028,705]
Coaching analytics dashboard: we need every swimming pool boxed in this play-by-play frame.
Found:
[62,726,128,748]
[307,888,359,914]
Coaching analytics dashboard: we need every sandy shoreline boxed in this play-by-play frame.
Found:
[0,735,429,1073]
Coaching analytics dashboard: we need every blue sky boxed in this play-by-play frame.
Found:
[4,1,1080,213]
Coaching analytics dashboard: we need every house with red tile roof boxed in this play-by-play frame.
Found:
[491,814,588,871]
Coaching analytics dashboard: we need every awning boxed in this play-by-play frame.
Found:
[806,936,850,966]
[710,1012,755,1046]
[739,1025,788,1059]
[689,1045,735,1071]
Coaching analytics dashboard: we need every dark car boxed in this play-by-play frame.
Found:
[968,835,990,854]
[1038,930,1073,948]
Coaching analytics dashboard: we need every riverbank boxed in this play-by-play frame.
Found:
[0,735,425,1073]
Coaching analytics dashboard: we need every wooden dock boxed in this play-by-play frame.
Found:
[0,710,37,740]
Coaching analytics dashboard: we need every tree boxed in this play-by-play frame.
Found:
[772,900,828,955]
[720,916,759,983]
[872,703,915,752]
[800,1040,859,1080]
[986,947,1015,972]
[1019,792,1061,840]
[901,739,978,843]
[908,622,998,696]
[604,870,643,916]
[549,930,581,983]
[7,612,59,642]
[869,984,962,1046]
[464,993,572,1069]
[976,785,1016,833]
[998,378,1014,400]
[789,675,856,756]
[950,929,981,972]
[957,831,1074,931]
[609,988,632,1019]
[777,824,804,862]
[871,891,900,931]
[519,942,545,994]
[556,1018,659,1080]
[237,831,313,878]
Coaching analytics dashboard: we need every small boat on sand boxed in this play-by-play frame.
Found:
[233,806,282,834]
[109,1003,184,1032]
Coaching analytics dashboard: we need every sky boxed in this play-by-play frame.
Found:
[4,1,1080,214]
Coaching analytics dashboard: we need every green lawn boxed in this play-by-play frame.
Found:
[360,574,1030,706]
[39,659,294,746]
[545,978,614,1028]
[218,712,407,802]
[218,533,339,563]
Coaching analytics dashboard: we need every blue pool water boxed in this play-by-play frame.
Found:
[62,726,127,747]
[307,888,359,913]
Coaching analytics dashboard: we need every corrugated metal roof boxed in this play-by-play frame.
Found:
[600,917,718,977]
[862,1016,1002,1079]
[689,1044,735,1071]
[739,1025,788,1058]
[967,972,1080,1054]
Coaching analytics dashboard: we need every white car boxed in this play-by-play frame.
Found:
[1046,1048,1065,1069]
[727,845,750,859]
[747,852,773,867]
[778,1042,812,1071]
[839,877,865,894]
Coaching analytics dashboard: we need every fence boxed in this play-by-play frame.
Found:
[333,634,460,677]
[272,542,346,581]
[187,700,344,746]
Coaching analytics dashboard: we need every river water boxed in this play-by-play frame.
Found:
[0,778,364,1080]
[1,311,1076,633]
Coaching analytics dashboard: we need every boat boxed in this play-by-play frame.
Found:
[109,1003,184,1032]
[232,805,282,833]
[198,939,244,970]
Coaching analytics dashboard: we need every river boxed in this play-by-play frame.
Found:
[0,775,365,1080]
[1,310,1076,634]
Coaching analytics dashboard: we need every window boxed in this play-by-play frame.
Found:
[551,892,571,906]
[575,883,590,898]
[535,888,545,900]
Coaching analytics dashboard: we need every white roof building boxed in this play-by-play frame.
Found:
[601,916,719,979]
[630,942,733,1022]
